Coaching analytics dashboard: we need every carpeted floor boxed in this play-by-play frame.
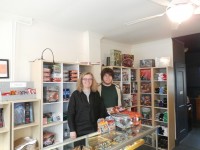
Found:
[173,127,200,150]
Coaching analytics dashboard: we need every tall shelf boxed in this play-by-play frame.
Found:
[0,101,10,150]
[103,66,139,111]
[31,60,100,150]
[11,99,40,150]
[152,67,175,150]
[138,67,175,150]
[139,68,153,126]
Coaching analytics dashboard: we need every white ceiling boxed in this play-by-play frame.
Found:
[0,0,200,44]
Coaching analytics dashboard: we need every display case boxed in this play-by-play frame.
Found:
[42,125,158,150]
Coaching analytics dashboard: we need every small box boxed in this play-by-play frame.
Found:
[110,49,122,66]
[140,59,155,68]
[122,54,134,67]
[155,57,170,67]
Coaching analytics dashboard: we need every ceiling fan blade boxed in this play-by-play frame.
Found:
[194,6,200,14]
[150,0,170,6]
[125,13,165,25]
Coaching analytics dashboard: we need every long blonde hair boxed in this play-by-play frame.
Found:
[77,72,98,92]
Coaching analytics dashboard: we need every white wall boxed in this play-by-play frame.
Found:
[100,39,132,65]
[0,17,13,81]
[0,16,97,81]
[131,38,173,68]
[1,17,131,82]
[1,15,174,82]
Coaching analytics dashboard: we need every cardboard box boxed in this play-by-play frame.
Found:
[155,57,170,67]
[122,54,134,67]
[140,59,155,68]
[110,49,122,66]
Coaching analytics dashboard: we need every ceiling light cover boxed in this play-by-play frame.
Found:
[166,3,194,24]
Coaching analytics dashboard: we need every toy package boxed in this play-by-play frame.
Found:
[14,137,37,150]
[105,116,116,131]
[43,131,55,147]
[14,103,25,126]
[107,106,126,115]
[122,54,134,67]
[43,86,59,103]
[111,113,132,129]
[97,118,109,134]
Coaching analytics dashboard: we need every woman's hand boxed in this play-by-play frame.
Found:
[70,132,77,139]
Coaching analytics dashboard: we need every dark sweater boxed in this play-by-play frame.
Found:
[67,90,107,136]
[101,84,118,108]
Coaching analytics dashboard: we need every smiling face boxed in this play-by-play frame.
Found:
[103,73,113,86]
[82,74,93,89]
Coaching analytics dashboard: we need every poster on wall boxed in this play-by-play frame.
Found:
[0,59,9,78]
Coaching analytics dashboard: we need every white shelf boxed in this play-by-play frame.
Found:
[43,101,62,105]
[43,121,63,128]
[11,99,40,150]
[31,60,101,149]
[43,82,62,84]
[13,122,40,130]
[154,80,167,82]
[138,67,175,150]
[63,82,77,84]
[154,107,167,110]
[0,127,9,134]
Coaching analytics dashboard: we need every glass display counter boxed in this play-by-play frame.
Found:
[54,125,158,150]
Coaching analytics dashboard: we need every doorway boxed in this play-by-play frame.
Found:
[174,33,200,146]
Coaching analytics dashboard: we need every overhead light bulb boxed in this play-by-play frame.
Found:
[166,3,194,24]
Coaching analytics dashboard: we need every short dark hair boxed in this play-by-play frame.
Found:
[101,68,114,80]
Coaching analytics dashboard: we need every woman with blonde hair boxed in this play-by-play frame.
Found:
[67,72,107,146]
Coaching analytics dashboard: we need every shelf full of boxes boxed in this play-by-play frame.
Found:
[31,60,101,149]
[152,67,175,150]
[0,81,39,150]
[137,64,175,149]
[102,66,138,112]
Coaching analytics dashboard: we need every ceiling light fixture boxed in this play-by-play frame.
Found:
[166,3,194,24]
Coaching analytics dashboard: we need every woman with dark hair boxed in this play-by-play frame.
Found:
[67,72,107,146]
[98,67,122,108]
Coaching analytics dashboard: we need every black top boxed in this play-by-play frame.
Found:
[101,84,118,108]
[67,90,107,136]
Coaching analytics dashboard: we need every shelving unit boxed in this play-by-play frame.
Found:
[11,99,40,150]
[31,60,100,149]
[152,67,175,150]
[103,66,139,111]
[138,67,175,150]
[139,68,153,126]
[0,101,10,150]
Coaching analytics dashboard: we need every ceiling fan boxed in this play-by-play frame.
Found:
[125,0,200,25]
